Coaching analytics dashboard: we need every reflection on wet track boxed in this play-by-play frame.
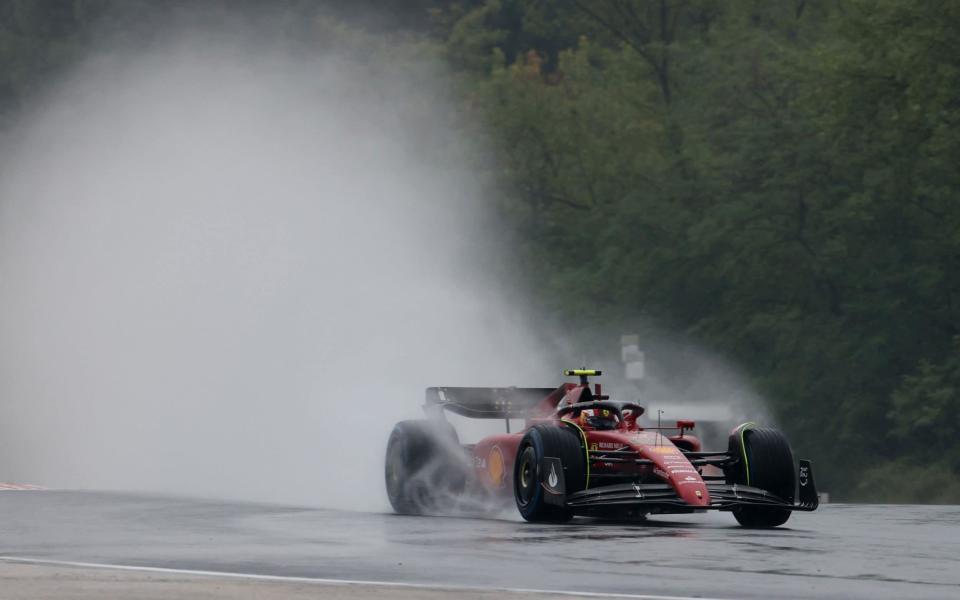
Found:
[1,491,957,599]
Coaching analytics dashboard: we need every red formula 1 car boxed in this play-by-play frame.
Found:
[385,370,818,527]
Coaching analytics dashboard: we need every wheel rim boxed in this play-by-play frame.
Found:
[516,445,537,507]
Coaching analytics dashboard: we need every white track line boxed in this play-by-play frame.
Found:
[0,556,726,600]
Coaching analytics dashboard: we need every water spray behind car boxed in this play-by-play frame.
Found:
[0,25,559,510]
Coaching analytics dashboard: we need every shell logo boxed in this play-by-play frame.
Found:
[487,446,505,487]
[650,446,679,455]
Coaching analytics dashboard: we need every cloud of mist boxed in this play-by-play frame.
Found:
[0,33,557,510]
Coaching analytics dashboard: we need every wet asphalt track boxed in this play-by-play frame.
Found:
[0,491,958,599]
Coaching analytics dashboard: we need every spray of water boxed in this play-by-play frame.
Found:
[0,32,556,510]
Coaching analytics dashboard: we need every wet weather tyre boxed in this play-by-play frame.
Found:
[513,423,586,523]
[385,420,467,515]
[726,426,796,528]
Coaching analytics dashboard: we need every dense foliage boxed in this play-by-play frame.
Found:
[1,0,957,501]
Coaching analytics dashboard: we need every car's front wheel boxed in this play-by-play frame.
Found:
[725,424,796,528]
[513,423,586,522]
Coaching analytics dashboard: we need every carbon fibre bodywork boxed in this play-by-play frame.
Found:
[566,463,819,514]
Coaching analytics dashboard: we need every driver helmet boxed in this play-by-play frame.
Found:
[581,408,617,430]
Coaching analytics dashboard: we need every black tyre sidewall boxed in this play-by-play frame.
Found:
[513,423,586,522]
[514,428,547,520]
[726,426,796,528]
[385,420,464,515]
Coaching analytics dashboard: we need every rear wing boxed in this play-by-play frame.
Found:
[424,386,562,419]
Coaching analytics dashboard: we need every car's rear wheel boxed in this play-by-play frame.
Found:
[725,425,796,528]
[513,423,586,522]
[385,419,468,515]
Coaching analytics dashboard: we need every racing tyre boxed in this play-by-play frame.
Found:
[385,419,468,515]
[726,425,796,528]
[513,423,586,522]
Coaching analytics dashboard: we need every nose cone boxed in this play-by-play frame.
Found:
[642,445,710,507]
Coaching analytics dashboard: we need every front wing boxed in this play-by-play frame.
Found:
[565,459,819,514]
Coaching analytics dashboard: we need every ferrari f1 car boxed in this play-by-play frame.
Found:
[385,370,818,527]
